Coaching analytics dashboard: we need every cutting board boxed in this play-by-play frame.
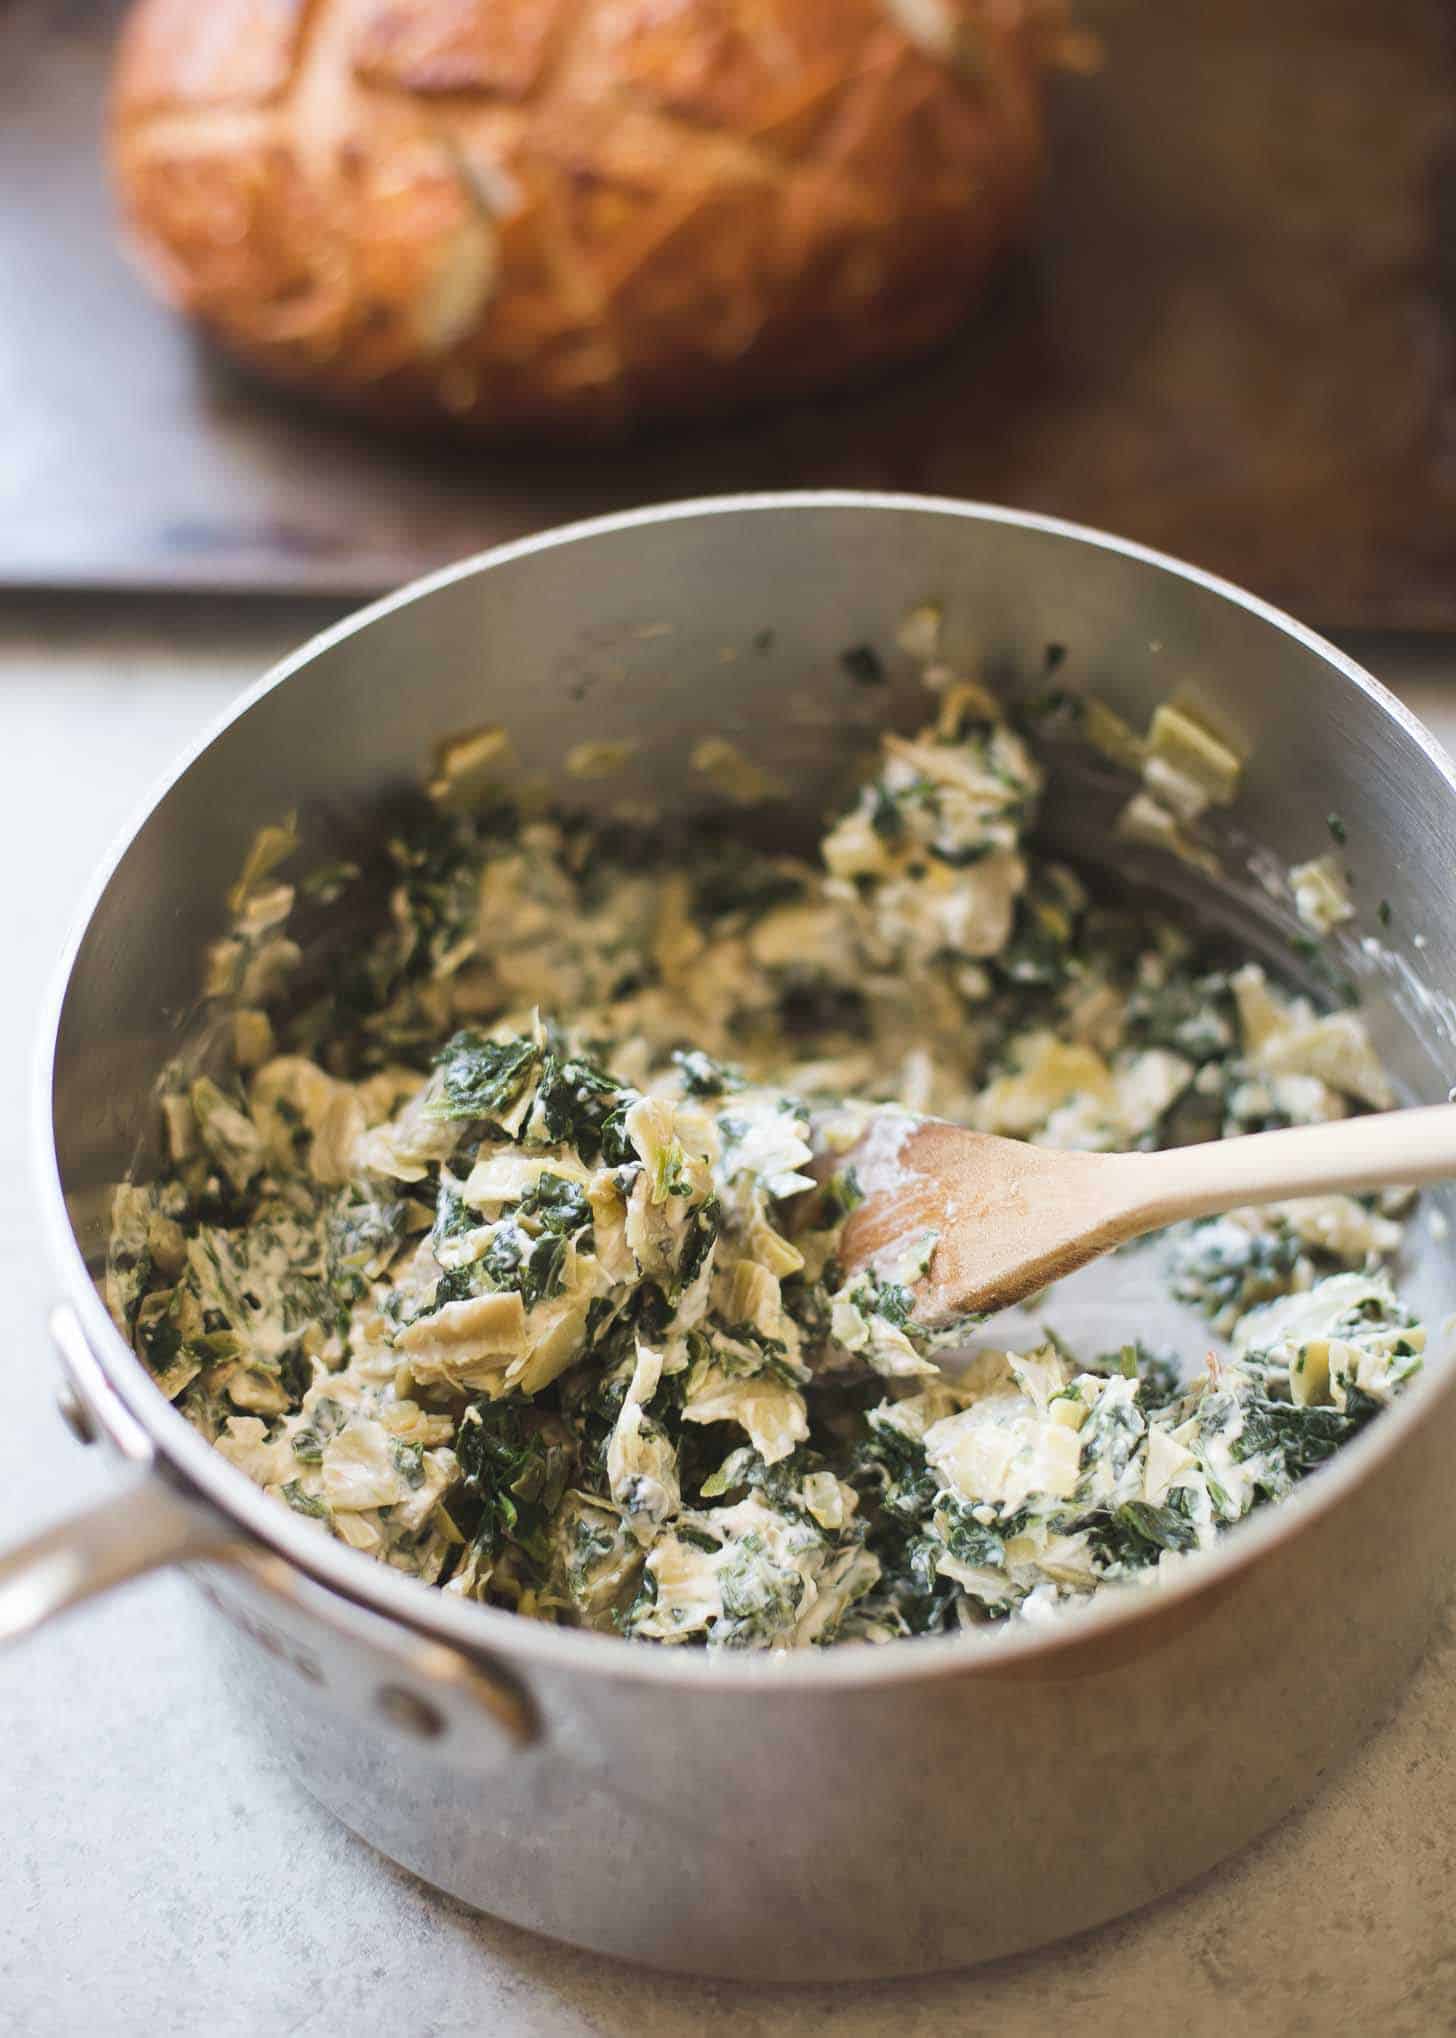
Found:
[3,0,1454,626]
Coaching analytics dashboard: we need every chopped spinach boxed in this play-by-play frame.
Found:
[672,1048,744,1098]
[533,1052,638,1163]
[1089,1494,1199,1569]
[455,1401,576,1568]
[1233,1393,1369,1498]
[516,1171,593,1239]
[431,1031,539,1122]
[281,1481,329,1519]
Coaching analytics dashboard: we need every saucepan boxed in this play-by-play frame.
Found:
[9,494,1456,1982]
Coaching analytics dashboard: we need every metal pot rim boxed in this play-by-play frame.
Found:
[33,489,1456,1692]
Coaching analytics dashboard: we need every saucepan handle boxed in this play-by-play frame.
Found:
[0,1305,537,1759]
[0,1468,231,1645]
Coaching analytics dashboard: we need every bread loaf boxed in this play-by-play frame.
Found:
[110,0,1072,438]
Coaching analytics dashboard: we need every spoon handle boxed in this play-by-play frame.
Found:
[1119,1102,1456,1234]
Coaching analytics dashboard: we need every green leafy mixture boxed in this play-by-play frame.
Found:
[108,673,1428,1649]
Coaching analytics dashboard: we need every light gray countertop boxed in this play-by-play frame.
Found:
[4,601,1456,2038]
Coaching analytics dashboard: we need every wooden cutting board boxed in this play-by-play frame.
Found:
[3,0,1454,626]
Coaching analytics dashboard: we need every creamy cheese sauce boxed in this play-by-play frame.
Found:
[107,670,1430,1650]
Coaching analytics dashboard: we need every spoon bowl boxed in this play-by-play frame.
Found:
[839,1105,1456,1323]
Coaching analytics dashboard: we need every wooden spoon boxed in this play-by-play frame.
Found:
[834,1105,1456,1326]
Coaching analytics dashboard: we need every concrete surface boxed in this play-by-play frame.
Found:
[3,599,1455,2038]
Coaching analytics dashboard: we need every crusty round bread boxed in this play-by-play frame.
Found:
[110,0,1070,438]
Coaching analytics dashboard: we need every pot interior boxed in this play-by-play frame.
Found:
[49,498,1456,1394]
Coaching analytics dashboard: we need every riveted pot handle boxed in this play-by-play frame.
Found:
[0,1469,232,1647]
[0,1306,537,1757]
[0,1305,240,1645]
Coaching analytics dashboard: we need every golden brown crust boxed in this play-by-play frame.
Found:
[114,0,321,117]
[352,0,573,100]
[110,0,1059,438]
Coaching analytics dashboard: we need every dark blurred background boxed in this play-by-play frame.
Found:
[1,0,1454,627]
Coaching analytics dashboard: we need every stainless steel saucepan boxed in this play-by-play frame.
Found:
[9,495,1456,1982]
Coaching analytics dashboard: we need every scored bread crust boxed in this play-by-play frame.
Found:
[110,0,1068,438]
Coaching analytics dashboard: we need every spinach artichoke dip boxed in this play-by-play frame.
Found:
[108,663,1430,1652]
